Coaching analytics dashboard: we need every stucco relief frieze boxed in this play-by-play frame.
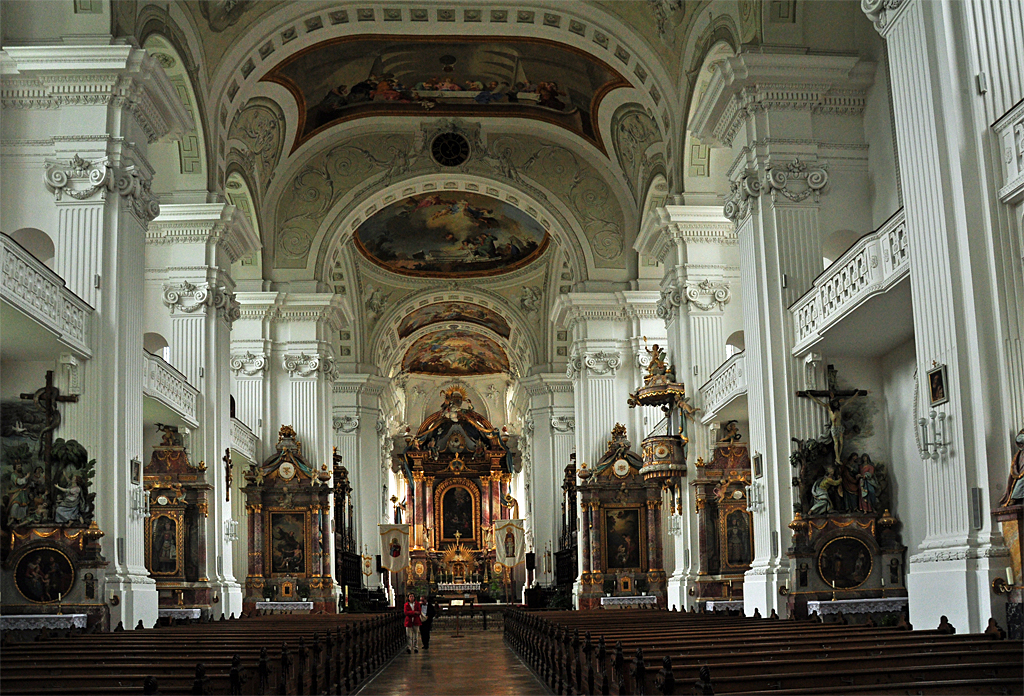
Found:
[229,351,269,377]
[283,352,335,378]
[163,280,241,325]
[611,103,664,202]
[227,98,285,198]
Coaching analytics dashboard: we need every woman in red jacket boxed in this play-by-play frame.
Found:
[403,593,422,653]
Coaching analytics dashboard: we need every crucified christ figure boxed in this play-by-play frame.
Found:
[796,366,867,467]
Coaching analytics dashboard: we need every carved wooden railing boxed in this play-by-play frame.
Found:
[231,417,258,463]
[0,232,92,356]
[790,209,908,356]
[143,349,199,426]
[699,351,746,424]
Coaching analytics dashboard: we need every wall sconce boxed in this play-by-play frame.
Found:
[778,585,789,596]
[919,410,951,460]
[746,481,765,513]
[109,592,120,606]
[224,518,240,543]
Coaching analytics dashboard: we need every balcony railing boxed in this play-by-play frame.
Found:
[143,350,199,426]
[1,233,93,356]
[791,209,908,356]
[699,351,746,424]
[231,417,258,462]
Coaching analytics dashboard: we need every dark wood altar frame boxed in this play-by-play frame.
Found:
[146,510,184,577]
[600,504,648,572]
[433,477,480,548]
[265,509,311,578]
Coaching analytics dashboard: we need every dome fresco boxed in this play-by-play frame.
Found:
[402,329,510,375]
[354,192,549,277]
[397,302,511,339]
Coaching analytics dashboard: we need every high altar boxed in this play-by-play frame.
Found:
[397,386,517,591]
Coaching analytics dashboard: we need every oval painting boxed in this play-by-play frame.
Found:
[402,329,509,375]
[354,192,549,277]
[397,302,511,339]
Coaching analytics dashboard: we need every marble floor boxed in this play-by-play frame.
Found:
[358,630,551,695]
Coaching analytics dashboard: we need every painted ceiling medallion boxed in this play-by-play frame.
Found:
[263,36,627,153]
[354,191,549,277]
[402,329,510,375]
[398,302,511,339]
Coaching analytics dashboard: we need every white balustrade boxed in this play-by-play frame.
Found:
[699,351,747,424]
[142,349,199,426]
[791,209,908,355]
[230,417,258,463]
[1,233,92,356]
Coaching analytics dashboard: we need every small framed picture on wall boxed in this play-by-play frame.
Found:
[927,364,949,407]
[130,458,142,486]
[752,453,763,479]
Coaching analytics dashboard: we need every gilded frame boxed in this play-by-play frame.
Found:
[719,506,753,570]
[601,504,647,572]
[14,545,76,603]
[266,509,310,577]
[434,477,480,547]
[147,511,184,577]
[818,535,874,590]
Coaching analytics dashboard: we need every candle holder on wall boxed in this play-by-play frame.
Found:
[918,410,950,460]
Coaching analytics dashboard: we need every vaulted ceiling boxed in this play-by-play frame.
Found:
[126,0,766,380]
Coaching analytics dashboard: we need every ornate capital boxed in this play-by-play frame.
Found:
[861,0,906,34]
[550,416,576,433]
[283,352,335,379]
[333,415,360,433]
[566,354,582,382]
[163,281,240,325]
[685,279,731,312]
[584,350,622,376]
[229,351,268,377]
[43,155,112,202]
[763,159,829,204]
[723,172,762,222]
[656,283,683,320]
[115,165,161,222]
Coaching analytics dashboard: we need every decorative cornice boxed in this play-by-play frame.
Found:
[283,352,335,378]
[229,351,269,377]
[163,280,240,325]
[147,203,260,264]
[333,415,360,433]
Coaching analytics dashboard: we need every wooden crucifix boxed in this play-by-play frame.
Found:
[21,370,78,511]
[223,448,233,502]
[796,365,866,467]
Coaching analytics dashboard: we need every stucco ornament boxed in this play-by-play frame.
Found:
[229,351,268,376]
[723,172,762,222]
[612,104,664,202]
[283,352,335,378]
[43,155,112,201]
[227,99,284,197]
[685,279,731,312]
[163,281,240,324]
[763,159,829,204]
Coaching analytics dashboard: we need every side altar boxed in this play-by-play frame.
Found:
[396,386,519,596]
[241,426,335,613]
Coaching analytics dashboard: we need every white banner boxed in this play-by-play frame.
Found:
[494,519,526,567]
[378,524,410,572]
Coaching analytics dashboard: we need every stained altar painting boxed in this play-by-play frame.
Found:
[402,329,509,375]
[398,301,511,339]
[355,192,548,277]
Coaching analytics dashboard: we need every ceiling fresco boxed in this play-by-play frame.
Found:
[402,329,510,375]
[263,36,628,152]
[397,302,511,340]
[354,191,549,278]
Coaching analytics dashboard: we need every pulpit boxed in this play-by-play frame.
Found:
[241,426,335,613]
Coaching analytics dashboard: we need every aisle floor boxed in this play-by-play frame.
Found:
[357,629,550,695]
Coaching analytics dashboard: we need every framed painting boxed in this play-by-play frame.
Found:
[147,512,183,577]
[602,506,646,571]
[722,509,753,569]
[269,511,307,576]
[14,546,75,603]
[435,479,478,546]
[818,536,873,590]
[927,364,949,406]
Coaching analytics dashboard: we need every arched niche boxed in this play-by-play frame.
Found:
[822,229,864,268]
[726,330,745,358]
[144,332,170,362]
[10,228,55,268]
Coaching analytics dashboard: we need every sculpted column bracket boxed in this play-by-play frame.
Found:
[163,281,241,326]
[550,416,576,433]
[684,279,732,312]
[283,352,335,379]
[43,155,112,201]
[229,351,269,377]
[723,172,763,222]
[763,159,829,205]
[583,351,622,376]
[333,415,360,434]
[114,165,161,223]
[656,281,683,321]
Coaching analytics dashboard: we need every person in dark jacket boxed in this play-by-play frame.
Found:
[419,597,437,649]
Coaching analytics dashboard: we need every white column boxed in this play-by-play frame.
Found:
[864,0,1021,632]
[3,44,191,630]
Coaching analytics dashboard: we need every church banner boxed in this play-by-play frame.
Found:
[494,519,526,567]
[378,524,410,572]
